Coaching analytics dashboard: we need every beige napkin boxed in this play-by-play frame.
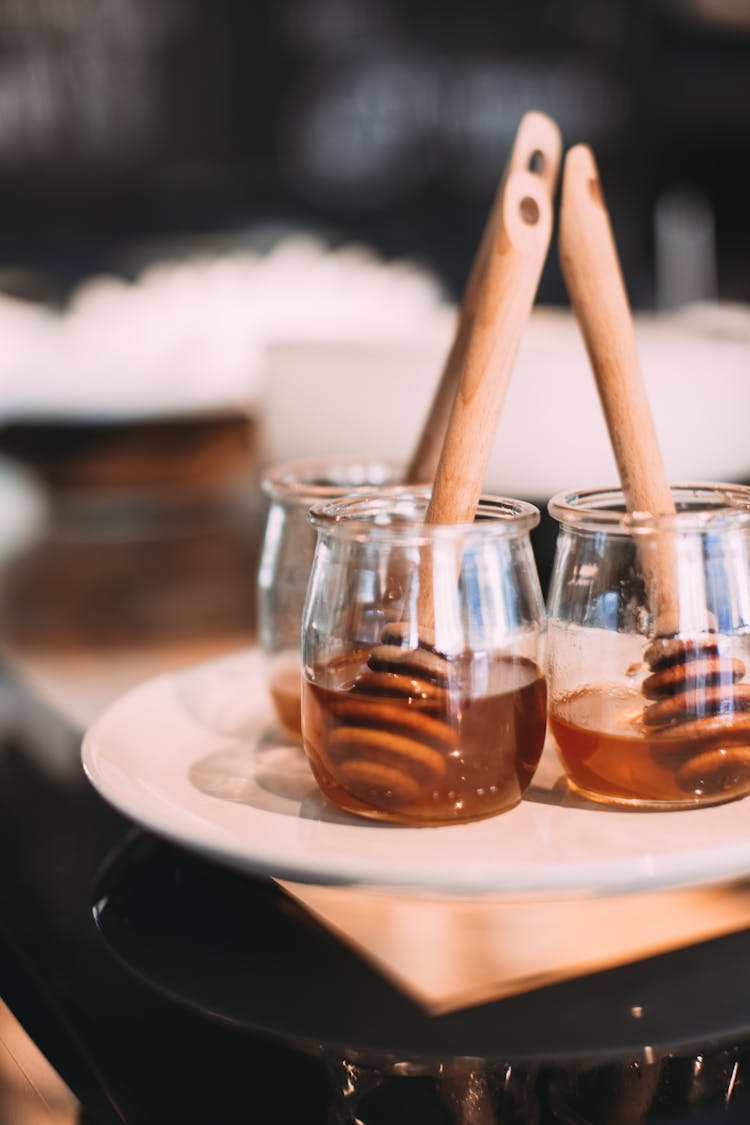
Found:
[278,878,750,1014]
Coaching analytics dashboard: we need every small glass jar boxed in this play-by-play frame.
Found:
[301,487,547,825]
[547,483,750,809]
[258,458,399,739]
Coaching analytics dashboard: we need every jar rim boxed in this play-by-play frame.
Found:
[261,456,400,501]
[309,486,540,541]
[548,482,750,534]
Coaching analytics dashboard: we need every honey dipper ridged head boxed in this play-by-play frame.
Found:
[367,645,451,687]
[643,635,723,672]
[677,743,750,797]
[351,669,448,706]
[643,681,750,729]
[327,697,459,750]
[328,726,447,782]
[642,657,745,700]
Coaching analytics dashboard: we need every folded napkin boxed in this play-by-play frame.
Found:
[278,878,750,1014]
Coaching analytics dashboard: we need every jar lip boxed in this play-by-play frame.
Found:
[548,482,750,534]
[261,456,400,501]
[309,486,540,541]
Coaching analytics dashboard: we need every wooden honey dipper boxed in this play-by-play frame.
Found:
[406,110,561,485]
[559,144,750,796]
[326,162,555,809]
[350,110,560,725]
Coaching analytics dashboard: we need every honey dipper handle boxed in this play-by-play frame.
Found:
[404,112,561,485]
[559,144,680,633]
[426,170,553,526]
[558,145,674,520]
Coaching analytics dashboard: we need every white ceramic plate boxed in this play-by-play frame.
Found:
[82,648,750,899]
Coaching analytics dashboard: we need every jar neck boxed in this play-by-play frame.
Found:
[262,457,399,504]
[549,482,750,537]
[309,488,540,545]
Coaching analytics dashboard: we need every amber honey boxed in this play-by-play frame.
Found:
[269,661,303,740]
[551,684,750,807]
[302,651,547,825]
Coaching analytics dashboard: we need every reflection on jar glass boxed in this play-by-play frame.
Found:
[257,458,400,741]
[301,487,547,826]
[546,484,750,810]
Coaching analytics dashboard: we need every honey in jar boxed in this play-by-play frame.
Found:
[268,660,303,741]
[546,483,750,810]
[303,650,547,825]
[551,683,750,808]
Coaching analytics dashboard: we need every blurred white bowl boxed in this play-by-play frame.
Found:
[261,303,750,500]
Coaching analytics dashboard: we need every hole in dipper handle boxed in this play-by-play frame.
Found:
[528,149,546,175]
[520,196,540,226]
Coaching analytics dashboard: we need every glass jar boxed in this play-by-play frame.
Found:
[547,483,750,809]
[258,458,399,740]
[301,487,547,826]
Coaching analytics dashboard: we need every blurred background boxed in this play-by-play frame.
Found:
[0,8,747,1118]
[0,0,747,649]
[0,0,746,301]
